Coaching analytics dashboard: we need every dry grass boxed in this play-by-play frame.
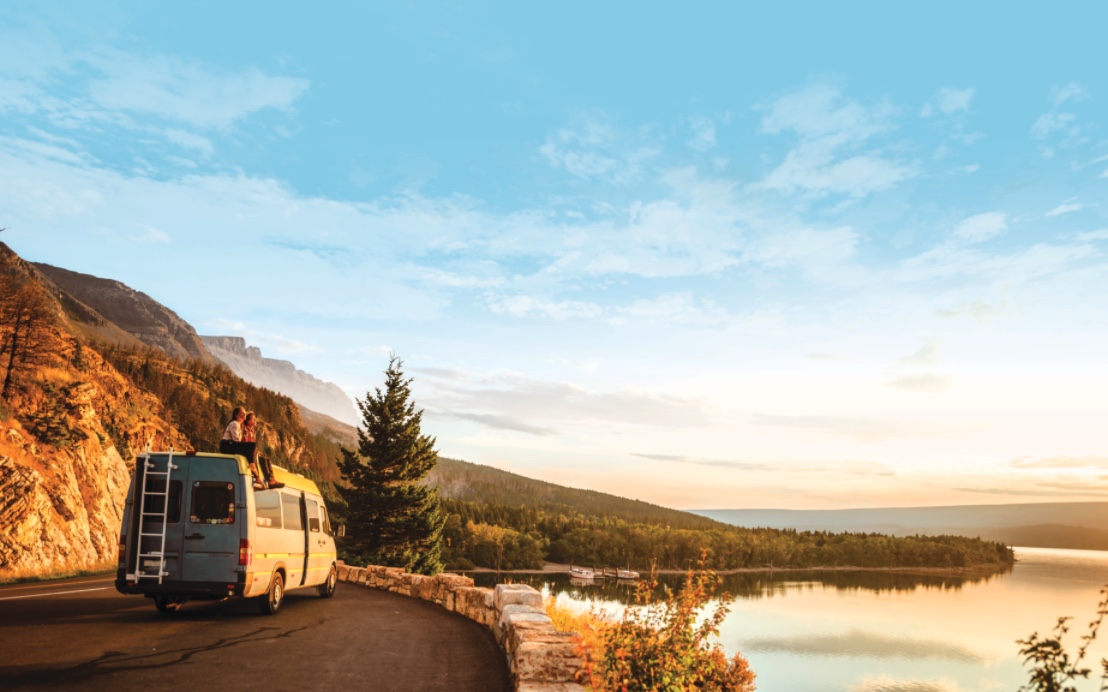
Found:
[0,559,116,585]
[545,594,614,656]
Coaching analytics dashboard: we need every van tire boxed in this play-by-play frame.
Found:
[259,572,284,615]
[153,595,181,613]
[319,564,337,598]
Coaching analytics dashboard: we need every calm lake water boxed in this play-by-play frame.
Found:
[472,547,1108,691]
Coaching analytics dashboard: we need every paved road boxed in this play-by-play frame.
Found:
[0,575,510,691]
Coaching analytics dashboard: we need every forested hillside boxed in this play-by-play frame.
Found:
[431,457,723,530]
[427,460,1014,573]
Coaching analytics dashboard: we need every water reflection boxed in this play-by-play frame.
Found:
[742,629,988,663]
[467,550,1108,690]
[467,566,1009,605]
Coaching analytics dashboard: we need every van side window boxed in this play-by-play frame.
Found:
[320,505,332,536]
[281,493,302,531]
[306,498,320,532]
[190,482,235,524]
[255,491,282,528]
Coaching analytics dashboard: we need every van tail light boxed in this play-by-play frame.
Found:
[118,538,126,567]
[239,539,252,567]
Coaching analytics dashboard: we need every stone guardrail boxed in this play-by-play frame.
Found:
[337,564,588,691]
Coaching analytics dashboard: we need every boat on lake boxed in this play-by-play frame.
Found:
[568,566,595,580]
[600,567,640,581]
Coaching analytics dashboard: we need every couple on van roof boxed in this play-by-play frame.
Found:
[220,406,284,490]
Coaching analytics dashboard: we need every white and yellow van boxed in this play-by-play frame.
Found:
[115,451,339,615]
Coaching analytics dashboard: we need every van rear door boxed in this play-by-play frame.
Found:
[182,457,243,585]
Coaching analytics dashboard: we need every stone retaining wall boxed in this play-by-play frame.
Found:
[337,564,588,691]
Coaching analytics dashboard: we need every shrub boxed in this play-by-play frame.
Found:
[550,556,756,692]
[1019,585,1108,691]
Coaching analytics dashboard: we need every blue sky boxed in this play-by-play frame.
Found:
[3,1,1108,509]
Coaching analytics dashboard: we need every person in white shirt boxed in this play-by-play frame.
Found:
[221,406,246,444]
[218,406,283,489]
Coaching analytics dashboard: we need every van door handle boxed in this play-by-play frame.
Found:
[185,533,205,540]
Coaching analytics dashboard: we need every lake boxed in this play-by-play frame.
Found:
[471,547,1108,691]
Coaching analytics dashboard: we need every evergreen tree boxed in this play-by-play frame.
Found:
[338,356,445,574]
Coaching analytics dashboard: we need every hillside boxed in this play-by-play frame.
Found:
[696,503,1108,551]
[32,262,211,361]
[431,457,725,531]
[0,243,346,575]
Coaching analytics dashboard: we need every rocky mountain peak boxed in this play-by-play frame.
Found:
[200,336,358,426]
[31,262,210,362]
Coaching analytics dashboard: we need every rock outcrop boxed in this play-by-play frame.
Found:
[0,350,186,574]
[32,262,210,362]
[201,336,358,426]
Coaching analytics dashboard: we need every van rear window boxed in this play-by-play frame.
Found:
[255,491,282,528]
[190,482,235,525]
[144,479,182,523]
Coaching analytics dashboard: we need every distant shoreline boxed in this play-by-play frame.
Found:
[457,561,1010,578]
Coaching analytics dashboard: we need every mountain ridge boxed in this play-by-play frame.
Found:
[200,335,358,426]
[696,503,1108,551]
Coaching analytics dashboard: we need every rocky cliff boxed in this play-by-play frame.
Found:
[0,342,186,575]
[201,336,358,426]
[32,262,210,362]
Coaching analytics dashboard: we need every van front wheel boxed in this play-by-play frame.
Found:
[258,572,284,615]
[319,564,337,598]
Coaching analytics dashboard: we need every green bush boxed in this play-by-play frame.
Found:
[1019,585,1108,691]
[585,557,757,692]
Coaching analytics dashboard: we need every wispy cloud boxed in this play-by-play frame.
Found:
[489,295,603,320]
[130,225,170,244]
[1046,200,1084,217]
[886,374,953,393]
[436,410,557,436]
[421,370,710,429]
[83,50,309,130]
[630,453,771,471]
[920,87,975,117]
[1050,82,1088,107]
[757,84,916,198]
[687,116,717,152]
[951,211,1006,244]
[898,342,940,366]
[539,116,659,183]
[1009,456,1108,470]
[750,414,976,443]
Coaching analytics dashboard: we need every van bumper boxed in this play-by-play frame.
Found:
[115,569,248,599]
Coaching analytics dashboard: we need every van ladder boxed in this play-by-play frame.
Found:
[128,447,177,584]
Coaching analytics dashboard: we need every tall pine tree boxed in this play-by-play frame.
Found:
[338,356,445,574]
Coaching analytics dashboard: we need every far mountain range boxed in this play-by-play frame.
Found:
[696,504,1108,551]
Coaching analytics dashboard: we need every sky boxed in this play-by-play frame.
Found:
[2,1,1107,510]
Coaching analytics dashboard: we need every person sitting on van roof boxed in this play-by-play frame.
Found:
[220,407,283,490]
[243,412,283,490]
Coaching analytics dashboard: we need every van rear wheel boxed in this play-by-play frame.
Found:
[153,595,182,613]
[258,572,284,615]
[319,564,337,598]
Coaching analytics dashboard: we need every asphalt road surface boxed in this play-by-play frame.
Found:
[0,575,510,691]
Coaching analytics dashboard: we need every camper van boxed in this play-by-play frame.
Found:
[115,450,339,615]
